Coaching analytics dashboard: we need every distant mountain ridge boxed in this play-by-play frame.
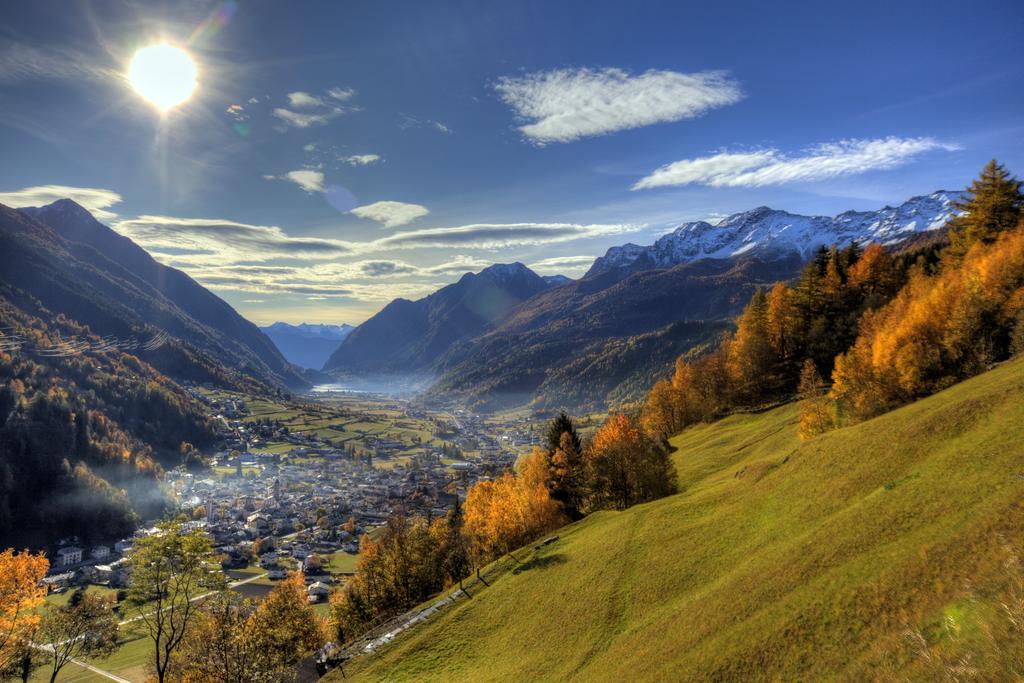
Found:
[2,199,307,390]
[322,262,561,382]
[407,191,963,412]
[261,322,354,370]
[587,191,962,278]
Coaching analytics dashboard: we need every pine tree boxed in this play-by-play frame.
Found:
[947,160,1024,260]
[544,411,581,455]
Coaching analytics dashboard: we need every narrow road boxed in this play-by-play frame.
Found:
[30,644,132,683]
[66,657,133,683]
[118,570,268,625]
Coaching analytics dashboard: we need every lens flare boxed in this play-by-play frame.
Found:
[128,44,198,110]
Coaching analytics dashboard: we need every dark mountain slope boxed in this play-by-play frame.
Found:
[19,199,305,388]
[428,254,802,412]
[323,263,558,378]
[0,202,302,391]
[0,288,216,549]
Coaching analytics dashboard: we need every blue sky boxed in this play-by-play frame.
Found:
[1,0,1022,324]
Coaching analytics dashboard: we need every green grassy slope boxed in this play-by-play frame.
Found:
[334,357,1024,681]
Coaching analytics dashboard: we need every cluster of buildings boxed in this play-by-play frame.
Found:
[42,390,531,597]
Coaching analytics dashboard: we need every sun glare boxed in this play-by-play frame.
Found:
[128,43,197,110]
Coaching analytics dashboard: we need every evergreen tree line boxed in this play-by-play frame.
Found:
[634,160,1024,441]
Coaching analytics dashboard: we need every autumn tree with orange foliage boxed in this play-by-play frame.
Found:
[641,379,687,440]
[797,359,833,440]
[246,572,325,677]
[640,234,911,440]
[330,512,458,645]
[464,452,565,562]
[586,413,677,510]
[0,549,48,672]
[832,218,1024,423]
[175,574,324,683]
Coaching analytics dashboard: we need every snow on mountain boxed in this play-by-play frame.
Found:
[588,191,962,277]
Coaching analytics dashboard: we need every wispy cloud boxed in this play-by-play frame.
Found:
[273,86,358,128]
[272,107,344,128]
[341,154,382,166]
[495,67,742,144]
[0,42,115,84]
[377,222,640,249]
[351,201,430,229]
[528,255,596,275]
[399,114,453,134]
[633,137,961,190]
[327,87,356,101]
[113,215,352,263]
[0,185,123,220]
[182,261,445,302]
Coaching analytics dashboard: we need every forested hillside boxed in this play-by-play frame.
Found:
[0,201,305,392]
[0,290,215,549]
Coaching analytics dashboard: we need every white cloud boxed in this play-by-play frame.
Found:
[112,215,353,263]
[303,143,316,152]
[274,87,358,128]
[286,91,324,108]
[341,154,382,166]
[633,137,961,190]
[377,222,640,249]
[283,170,325,193]
[0,185,123,220]
[528,255,596,275]
[272,107,344,128]
[399,114,452,134]
[495,67,742,144]
[351,201,430,229]
[327,87,356,101]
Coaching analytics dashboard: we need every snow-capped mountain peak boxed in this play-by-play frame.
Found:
[587,191,962,277]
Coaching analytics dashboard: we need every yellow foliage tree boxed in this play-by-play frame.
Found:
[0,549,48,671]
[831,221,1024,422]
[641,379,686,440]
[587,413,678,510]
[464,466,564,563]
[797,359,834,439]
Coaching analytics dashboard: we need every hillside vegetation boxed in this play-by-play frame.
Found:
[336,356,1024,681]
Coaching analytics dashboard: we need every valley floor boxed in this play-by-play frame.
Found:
[331,357,1024,681]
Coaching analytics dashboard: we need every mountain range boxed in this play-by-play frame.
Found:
[0,199,307,391]
[322,262,563,385]
[587,190,960,277]
[324,191,961,412]
[260,322,354,370]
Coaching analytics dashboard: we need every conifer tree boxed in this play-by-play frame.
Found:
[544,411,581,455]
[947,160,1023,260]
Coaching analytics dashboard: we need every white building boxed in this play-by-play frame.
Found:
[56,546,83,567]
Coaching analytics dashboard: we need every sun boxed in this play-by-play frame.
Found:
[128,43,198,110]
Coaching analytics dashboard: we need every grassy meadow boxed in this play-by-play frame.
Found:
[332,356,1024,681]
